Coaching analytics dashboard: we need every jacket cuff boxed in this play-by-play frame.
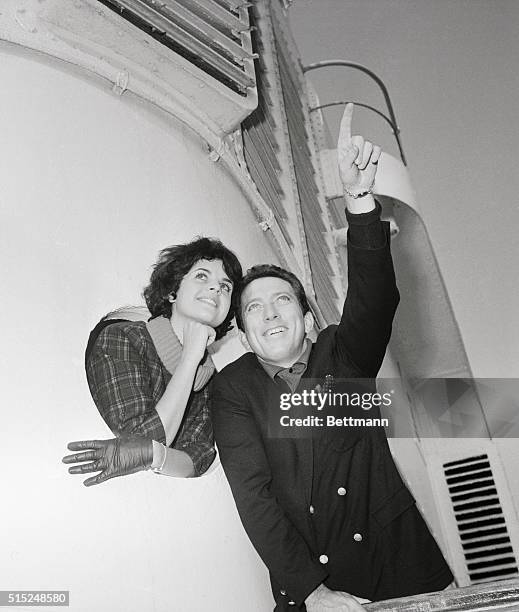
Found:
[345,199,381,225]
[282,565,328,607]
[346,201,386,249]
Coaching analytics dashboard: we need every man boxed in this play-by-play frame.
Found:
[210,104,453,610]
[63,105,453,609]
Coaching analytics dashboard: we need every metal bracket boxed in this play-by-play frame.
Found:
[258,208,275,231]
[112,69,129,96]
[209,138,228,162]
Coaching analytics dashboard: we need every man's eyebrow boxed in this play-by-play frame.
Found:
[244,290,293,307]
[271,290,295,299]
[243,295,263,308]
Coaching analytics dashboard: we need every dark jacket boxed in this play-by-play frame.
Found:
[212,216,453,609]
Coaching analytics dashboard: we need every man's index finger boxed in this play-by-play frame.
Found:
[339,102,354,144]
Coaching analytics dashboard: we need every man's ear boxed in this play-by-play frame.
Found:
[239,330,252,352]
[304,311,315,335]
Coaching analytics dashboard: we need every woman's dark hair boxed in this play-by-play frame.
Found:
[234,264,310,331]
[143,237,242,340]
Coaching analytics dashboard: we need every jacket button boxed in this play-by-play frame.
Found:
[309,505,315,514]
[353,533,363,542]
[280,590,287,596]
[337,487,347,496]
[319,554,329,564]
[288,601,296,606]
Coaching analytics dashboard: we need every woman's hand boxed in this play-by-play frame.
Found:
[181,320,216,366]
[62,437,153,486]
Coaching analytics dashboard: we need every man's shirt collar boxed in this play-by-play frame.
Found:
[258,338,312,391]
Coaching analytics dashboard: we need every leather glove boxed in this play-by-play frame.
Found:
[62,436,154,486]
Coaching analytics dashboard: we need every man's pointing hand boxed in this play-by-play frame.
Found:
[338,103,381,198]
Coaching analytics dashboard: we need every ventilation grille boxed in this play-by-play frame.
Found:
[273,23,340,323]
[241,6,292,246]
[444,454,518,583]
[98,0,256,95]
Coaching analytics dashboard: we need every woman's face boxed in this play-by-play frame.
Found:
[172,259,233,328]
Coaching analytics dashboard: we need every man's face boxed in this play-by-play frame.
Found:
[240,276,313,367]
[173,258,233,328]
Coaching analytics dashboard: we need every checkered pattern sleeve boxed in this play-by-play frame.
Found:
[173,384,216,476]
[86,323,167,444]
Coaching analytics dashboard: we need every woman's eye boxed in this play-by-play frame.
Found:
[195,272,208,280]
[247,303,261,312]
[221,284,232,294]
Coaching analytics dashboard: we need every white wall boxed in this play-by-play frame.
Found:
[0,47,275,611]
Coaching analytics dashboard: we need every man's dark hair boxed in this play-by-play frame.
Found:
[234,264,310,331]
[143,237,242,340]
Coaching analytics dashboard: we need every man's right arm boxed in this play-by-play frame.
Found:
[333,103,399,377]
[211,371,328,607]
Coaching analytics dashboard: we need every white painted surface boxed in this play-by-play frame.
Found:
[0,48,274,611]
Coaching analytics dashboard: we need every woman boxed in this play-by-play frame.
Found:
[63,237,242,485]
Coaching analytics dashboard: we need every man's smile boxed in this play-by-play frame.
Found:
[263,326,287,337]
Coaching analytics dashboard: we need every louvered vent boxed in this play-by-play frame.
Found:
[444,454,518,583]
[98,0,256,96]
[273,23,340,323]
[241,6,292,247]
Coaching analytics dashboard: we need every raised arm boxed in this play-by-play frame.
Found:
[65,320,215,484]
[86,320,212,443]
[334,104,400,376]
[85,322,167,441]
